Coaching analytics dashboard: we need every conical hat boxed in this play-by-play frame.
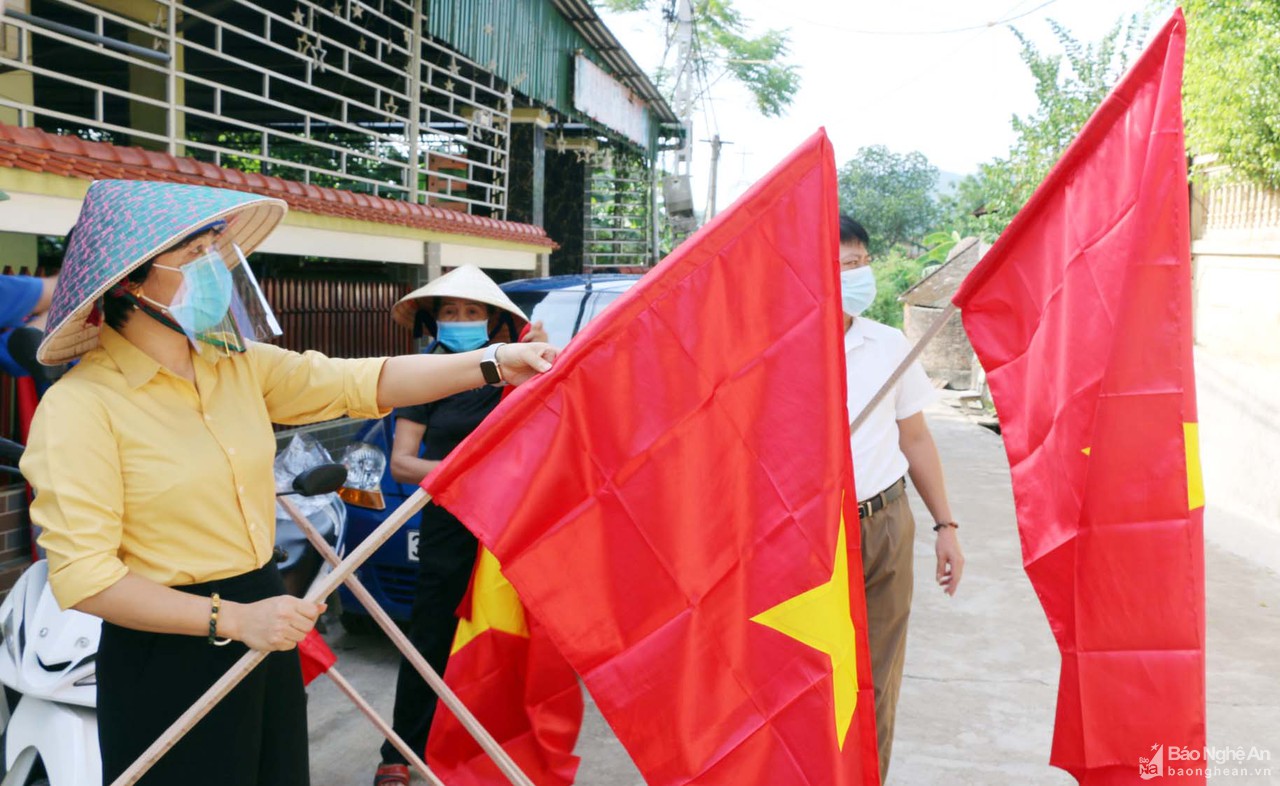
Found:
[38,180,286,365]
[392,264,529,331]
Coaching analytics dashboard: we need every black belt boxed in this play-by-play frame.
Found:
[857,477,905,520]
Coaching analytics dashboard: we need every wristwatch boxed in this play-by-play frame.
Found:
[480,342,506,386]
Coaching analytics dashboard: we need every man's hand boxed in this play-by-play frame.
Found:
[935,527,964,596]
[496,342,557,385]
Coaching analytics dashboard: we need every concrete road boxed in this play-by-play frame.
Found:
[308,402,1280,785]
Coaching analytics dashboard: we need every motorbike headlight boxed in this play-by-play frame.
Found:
[338,442,386,511]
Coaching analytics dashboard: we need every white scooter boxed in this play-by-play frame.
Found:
[0,436,98,786]
[0,560,100,786]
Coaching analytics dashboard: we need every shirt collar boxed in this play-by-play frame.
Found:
[99,326,163,389]
[843,317,867,350]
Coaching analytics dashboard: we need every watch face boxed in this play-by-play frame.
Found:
[481,359,502,385]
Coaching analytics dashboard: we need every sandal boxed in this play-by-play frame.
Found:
[373,763,410,786]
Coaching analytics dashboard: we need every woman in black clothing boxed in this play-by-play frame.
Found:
[374,264,544,786]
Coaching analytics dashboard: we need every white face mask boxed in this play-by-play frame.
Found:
[840,267,877,317]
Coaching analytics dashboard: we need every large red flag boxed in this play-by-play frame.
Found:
[425,547,584,785]
[426,129,879,785]
[953,11,1204,785]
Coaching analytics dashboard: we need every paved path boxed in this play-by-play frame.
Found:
[308,403,1280,785]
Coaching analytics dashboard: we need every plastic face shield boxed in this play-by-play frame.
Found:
[164,240,281,359]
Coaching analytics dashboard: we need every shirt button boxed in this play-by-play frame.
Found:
[203,414,212,422]
[237,485,245,494]
[228,447,237,456]
[249,522,258,531]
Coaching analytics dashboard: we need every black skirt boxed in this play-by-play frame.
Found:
[98,562,308,786]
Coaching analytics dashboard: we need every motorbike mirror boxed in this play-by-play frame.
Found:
[287,463,348,497]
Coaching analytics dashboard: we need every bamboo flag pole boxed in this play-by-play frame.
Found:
[281,498,535,786]
[323,665,446,786]
[849,303,959,434]
[111,488,433,786]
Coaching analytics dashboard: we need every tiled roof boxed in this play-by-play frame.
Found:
[0,125,556,249]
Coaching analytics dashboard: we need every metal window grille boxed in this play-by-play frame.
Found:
[582,145,652,271]
[0,0,512,215]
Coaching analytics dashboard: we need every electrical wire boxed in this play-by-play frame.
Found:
[793,0,1059,37]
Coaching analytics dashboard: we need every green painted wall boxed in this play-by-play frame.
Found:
[427,0,661,152]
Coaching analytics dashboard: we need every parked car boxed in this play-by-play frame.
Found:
[336,273,644,629]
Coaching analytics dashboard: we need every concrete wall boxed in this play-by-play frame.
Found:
[1191,171,1280,572]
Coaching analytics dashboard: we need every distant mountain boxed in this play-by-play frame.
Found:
[935,170,966,196]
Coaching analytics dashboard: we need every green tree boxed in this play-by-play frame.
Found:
[837,145,940,254]
[1180,0,1280,188]
[597,0,800,118]
[939,15,1149,239]
[864,248,929,329]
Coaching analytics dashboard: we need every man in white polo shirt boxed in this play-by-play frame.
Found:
[839,214,965,782]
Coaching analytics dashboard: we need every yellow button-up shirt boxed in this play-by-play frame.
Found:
[21,326,388,610]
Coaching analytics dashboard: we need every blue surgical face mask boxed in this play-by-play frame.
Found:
[150,250,235,334]
[840,267,877,317]
[436,320,490,352]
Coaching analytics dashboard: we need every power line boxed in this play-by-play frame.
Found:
[793,0,1054,37]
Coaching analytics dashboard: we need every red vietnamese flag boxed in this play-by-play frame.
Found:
[953,11,1204,785]
[425,129,879,786]
[425,546,584,785]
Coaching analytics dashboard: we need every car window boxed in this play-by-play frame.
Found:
[528,286,635,347]
[530,290,590,348]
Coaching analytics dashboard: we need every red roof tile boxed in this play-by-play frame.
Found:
[0,125,557,249]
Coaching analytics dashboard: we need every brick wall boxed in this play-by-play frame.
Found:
[0,485,31,601]
[903,304,976,389]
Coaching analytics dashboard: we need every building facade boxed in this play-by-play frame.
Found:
[0,0,678,593]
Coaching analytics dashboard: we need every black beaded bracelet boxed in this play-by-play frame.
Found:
[932,521,960,533]
[208,592,231,646]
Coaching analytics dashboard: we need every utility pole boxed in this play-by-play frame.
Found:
[703,134,733,220]
[661,0,698,236]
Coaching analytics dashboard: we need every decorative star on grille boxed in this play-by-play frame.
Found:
[512,72,528,87]
[487,59,497,71]
[292,5,305,25]
[351,3,363,19]
[332,1,342,16]
[312,42,328,70]
[449,58,461,74]
[296,34,313,57]
[384,97,400,115]
[443,78,455,93]
[358,36,367,52]
[483,23,494,35]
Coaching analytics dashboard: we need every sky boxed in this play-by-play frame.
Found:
[597,0,1164,213]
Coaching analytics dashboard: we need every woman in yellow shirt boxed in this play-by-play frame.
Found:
[20,180,556,786]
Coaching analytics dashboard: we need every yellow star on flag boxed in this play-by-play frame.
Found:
[450,547,529,655]
[750,506,858,749]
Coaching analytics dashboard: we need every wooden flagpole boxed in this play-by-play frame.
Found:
[281,498,535,786]
[323,665,446,786]
[849,303,958,434]
[111,489,433,786]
